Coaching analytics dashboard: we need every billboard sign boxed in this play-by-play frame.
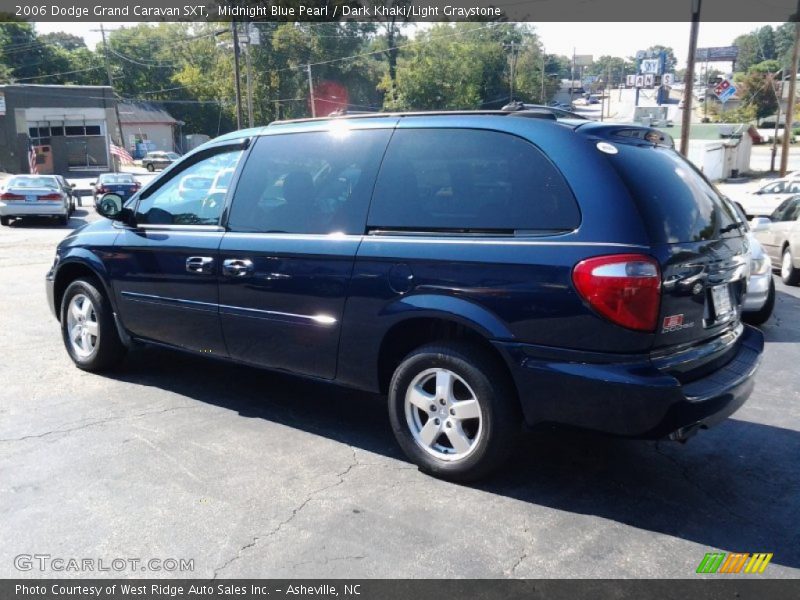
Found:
[574,55,593,67]
[697,46,739,62]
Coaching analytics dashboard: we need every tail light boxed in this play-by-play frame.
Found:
[96,186,107,194]
[129,186,138,193]
[572,254,661,332]
[39,193,62,201]
[0,192,24,201]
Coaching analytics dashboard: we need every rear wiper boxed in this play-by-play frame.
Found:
[720,222,743,234]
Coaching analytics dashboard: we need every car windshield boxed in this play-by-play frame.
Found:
[100,175,135,184]
[7,176,58,189]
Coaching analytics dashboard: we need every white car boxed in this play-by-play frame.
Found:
[732,177,800,218]
[0,175,72,226]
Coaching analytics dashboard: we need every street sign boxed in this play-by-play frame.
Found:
[662,73,674,85]
[635,75,645,87]
[714,79,737,102]
[644,73,654,87]
[640,58,661,74]
[626,74,636,87]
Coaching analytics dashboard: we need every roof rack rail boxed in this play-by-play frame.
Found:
[270,109,562,126]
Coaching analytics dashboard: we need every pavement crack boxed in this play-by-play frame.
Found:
[212,447,361,579]
[0,405,198,443]
[504,527,531,577]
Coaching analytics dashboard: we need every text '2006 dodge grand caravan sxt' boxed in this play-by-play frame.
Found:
[47,112,764,481]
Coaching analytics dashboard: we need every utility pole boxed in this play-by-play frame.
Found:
[781,6,800,176]
[307,64,316,118]
[504,41,520,103]
[771,71,784,172]
[541,47,546,103]
[100,24,125,173]
[231,20,244,129]
[570,48,576,106]
[243,26,255,128]
[680,0,702,157]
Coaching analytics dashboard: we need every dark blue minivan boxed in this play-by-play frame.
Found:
[47,112,763,480]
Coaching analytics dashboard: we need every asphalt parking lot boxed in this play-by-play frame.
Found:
[0,209,798,579]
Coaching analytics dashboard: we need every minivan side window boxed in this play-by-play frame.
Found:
[135,147,243,226]
[367,128,580,233]
[227,128,393,235]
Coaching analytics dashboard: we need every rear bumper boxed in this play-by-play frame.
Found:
[743,272,771,312]
[0,201,66,217]
[496,325,764,439]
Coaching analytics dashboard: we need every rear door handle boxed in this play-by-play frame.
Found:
[223,258,254,277]
[186,256,214,274]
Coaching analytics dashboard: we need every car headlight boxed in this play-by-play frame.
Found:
[750,256,771,276]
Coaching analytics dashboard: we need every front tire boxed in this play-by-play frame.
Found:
[781,247,800,286]
[743,277,775,326]
[60,278,126,371]
[388,342,521,482]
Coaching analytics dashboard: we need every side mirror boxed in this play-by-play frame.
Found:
[96,194,125,220]
[750,217,771,232]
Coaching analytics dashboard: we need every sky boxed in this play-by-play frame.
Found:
[34,21,786,69]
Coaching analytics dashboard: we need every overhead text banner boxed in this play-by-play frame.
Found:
[1,0,799,22]
[3,580,800,600]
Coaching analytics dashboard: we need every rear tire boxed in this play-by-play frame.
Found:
[743,277,775,326]
[388,342,521,482]
[60,278,126,371]
[781,247,800,286]
[0,216,9,226]
[59,214,68,226]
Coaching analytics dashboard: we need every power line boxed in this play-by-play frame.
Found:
[13,65,103,82]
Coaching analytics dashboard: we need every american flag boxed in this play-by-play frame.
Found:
[28,141,38,175]
[109,140,134,164]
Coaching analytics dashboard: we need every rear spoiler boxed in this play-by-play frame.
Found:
[573,122,675,149]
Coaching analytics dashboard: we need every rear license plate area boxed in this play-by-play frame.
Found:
[710,284,733,320]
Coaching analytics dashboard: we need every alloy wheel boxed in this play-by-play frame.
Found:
[404,368,483,461]
[66,293,99,359]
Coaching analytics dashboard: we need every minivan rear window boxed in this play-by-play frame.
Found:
[368,129,580,233]
[606,144,741,243]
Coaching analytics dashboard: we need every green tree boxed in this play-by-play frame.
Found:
[386,23,544,110]
[739,59,780,121]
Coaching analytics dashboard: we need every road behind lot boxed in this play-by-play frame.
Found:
[0,211,798,579]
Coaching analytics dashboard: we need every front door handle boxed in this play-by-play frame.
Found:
[223,258,254,277]
[186,256,214,274]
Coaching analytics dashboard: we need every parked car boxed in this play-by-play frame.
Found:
[0,175,72,226]
[91,173,141,206]
[729,205,775,325]
[731,177,800,217]
[751,195,800,285]
[141,151,181,172]
[47,113,763,481]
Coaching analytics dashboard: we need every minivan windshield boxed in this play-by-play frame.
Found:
[606,144,741,243]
